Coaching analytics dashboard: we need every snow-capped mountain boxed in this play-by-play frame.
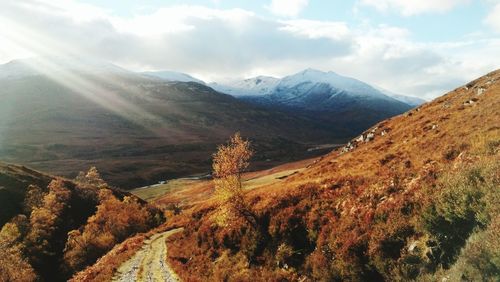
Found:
[266,68,400,109]
[142,70,205,84]
[212,68,422,110]
[231,68,414,134]
[210,76,279,96]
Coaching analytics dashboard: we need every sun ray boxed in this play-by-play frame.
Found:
[0,16,168,137]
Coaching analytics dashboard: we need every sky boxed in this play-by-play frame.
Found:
[1,0,500,99]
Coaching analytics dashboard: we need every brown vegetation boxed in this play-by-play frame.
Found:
[165,70,500,281]
[63,188,164,274]
[0,167,164,281]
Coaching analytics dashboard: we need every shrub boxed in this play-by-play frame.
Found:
[444,216,500,281]
[422,160,499,268]
[0,221,37,282]
[63,189,163,273]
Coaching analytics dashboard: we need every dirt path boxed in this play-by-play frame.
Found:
[112,228,183,282]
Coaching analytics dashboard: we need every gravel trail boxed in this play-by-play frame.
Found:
[112,228,183,282]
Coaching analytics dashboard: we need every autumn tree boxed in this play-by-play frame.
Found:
[75,166,107,188]
[24,179,72,273]
[23,184,44,215]
[63,189,163,272]
[212,132,254,225]
[0,220,37,282]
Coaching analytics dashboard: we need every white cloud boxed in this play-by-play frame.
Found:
[266,0,309,17]
[485,2,500,32]
[359,0,469,16]
[279,20,350,40]
[111,6,255,38]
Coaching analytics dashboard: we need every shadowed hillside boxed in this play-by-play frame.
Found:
[0,163,53,226]
[0,165,164,281]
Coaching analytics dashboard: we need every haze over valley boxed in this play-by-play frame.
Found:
[0,58,419,188]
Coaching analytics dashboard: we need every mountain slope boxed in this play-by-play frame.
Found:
[162,70,500,281]
[237,69,413,135]
[0,60,341,188]
[0,162,53,226]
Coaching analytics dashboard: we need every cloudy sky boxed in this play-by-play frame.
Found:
[1,0,499,99]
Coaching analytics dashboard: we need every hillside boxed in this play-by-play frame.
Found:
[0,59,347,188]
[156,70,500,280]
[0,164,164,282]
[0,162,53,226]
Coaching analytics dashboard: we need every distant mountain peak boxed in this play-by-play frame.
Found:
[211,68,422,110]
[0,56,130,79]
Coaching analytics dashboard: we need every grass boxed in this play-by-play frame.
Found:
[243,168,305,190]
[134,157,318,205]
[131,179,202,202]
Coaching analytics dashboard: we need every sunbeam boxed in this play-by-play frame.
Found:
[0,16,168,137]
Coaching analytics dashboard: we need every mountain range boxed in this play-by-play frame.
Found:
[146,68,426,107]
[0,58,421,188]
[145,68,425,137]
[0,59,337,188]
[210,69,425,106]
[229,69,418,134]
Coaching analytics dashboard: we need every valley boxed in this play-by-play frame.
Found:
[131,156,317,204]
[0,60,357,188]
[1,2,499,281]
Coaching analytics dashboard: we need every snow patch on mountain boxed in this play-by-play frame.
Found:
[142,71,205,84]
[273,68,390,100]
[210,76,279,96]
